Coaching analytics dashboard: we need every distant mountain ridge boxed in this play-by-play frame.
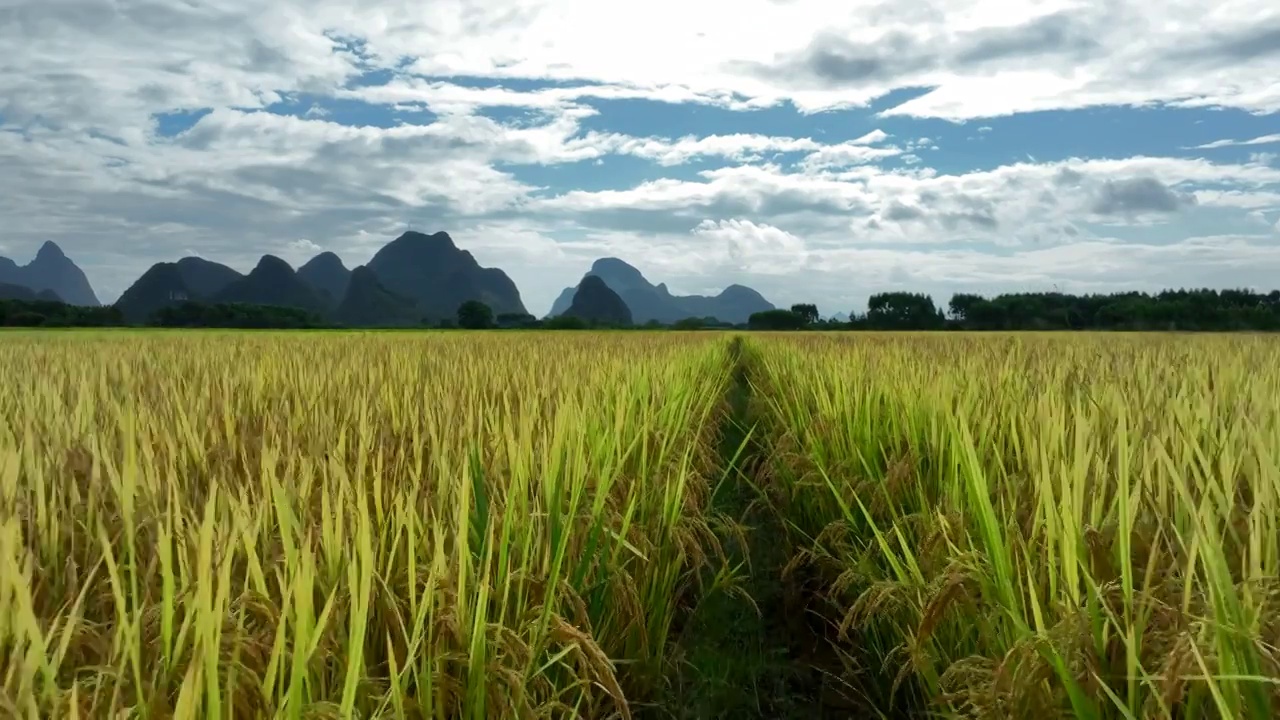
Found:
[211,255,327,311]
[548,257,775,324]
[297,252,351,308]
[45,234,773,327]
[0,282,63,302]
[175,257,243,298]
[115,256,246,323]
[563,275,632,326]
[0,241,99,305]
[365,231,526,318]
[335,266,420,327]
[114,231,528,326]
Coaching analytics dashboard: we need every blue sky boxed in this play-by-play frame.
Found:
[1,0,1279,316]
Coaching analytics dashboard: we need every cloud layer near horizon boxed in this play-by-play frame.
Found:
[2,0,1279,314]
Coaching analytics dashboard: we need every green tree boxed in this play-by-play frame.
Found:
[544,315,588,329]
[495,312,538,329]
[748,309,807,330]
[866,292,944,329]
[790,303,819,325]
[456,300,494,329]
[672,317,707,330]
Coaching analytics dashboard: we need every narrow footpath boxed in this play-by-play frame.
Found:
[648,337,861,719]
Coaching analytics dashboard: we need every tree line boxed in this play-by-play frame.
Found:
[4,288,1280,331]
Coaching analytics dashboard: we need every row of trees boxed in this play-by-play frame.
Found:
[748,289,1280,331]
[6,288,1280,331]
[0,298,123,327]
[150,301,327,329]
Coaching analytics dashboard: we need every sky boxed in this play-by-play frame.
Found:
[1,0,1279,316]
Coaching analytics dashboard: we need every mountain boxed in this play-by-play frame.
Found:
[366,231,526,319]
[563,275,632,326]
[548,258,775,324]
[0,241,100,305]
[335,266,420,327]
[212,255,325,311]
[114,263,192,323]
[175,257,243,297]
[114,257,244,323]
[0,282,63,302]
[111,230,526,326]
[297,252,351,308]
[680,284,775,322]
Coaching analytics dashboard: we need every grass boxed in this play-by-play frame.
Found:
[649,337,843,719]
[2,329,1279,718]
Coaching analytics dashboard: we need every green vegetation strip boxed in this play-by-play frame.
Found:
[652,337,862,719]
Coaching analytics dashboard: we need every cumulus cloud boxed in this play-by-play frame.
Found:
[540,156,1273,243]
[1090,177,1188,215]
[284,239,323,261]
[3,0,1279,128]
[691,219,810,274]
[611,133,897,166]
[2,0,1280,313]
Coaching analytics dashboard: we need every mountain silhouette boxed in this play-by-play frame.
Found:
[548,257,774,324]
[0,241,99,305]
[297,252,351,308]
[335,266,420,327]
[0,282,63,302]
[175,257,243,297]
[682,284,775,321]
[366,231,526,319]
[563,275,632,325]
[211,255,326,311]
[114,257,245,323]
[112,230,526,325]
[115,263,193,323]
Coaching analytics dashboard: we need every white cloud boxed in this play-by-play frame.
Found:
[540,156,1275,237]
[2,0,1279,313]
[612,133,887,166]
[691,219,811,274]
[1193,190,1280,210]
[797,142,903,170]
[852,129,889,144]
[3,0,1279,131]
[1191,133,1280,150]
[285,238,323,259]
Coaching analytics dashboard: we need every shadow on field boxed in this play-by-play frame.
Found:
[644,337,879,719]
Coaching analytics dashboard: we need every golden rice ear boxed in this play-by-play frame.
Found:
[8,330,1280,718]
[741,332,1280,718]
[1,332,734,718]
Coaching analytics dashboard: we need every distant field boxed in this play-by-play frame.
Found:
[1,331,1277,719]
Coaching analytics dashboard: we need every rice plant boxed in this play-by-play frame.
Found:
[7,328,1277,718]
[748,332,1280,719]
[0,330,732,719]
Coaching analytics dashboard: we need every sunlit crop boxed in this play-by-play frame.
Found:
[5,329,1279,719]
[749,332,1280,718]
[0,330,730,719]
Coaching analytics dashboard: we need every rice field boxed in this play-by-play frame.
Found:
[2,330,1279,719]
[748,333,1280,718]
